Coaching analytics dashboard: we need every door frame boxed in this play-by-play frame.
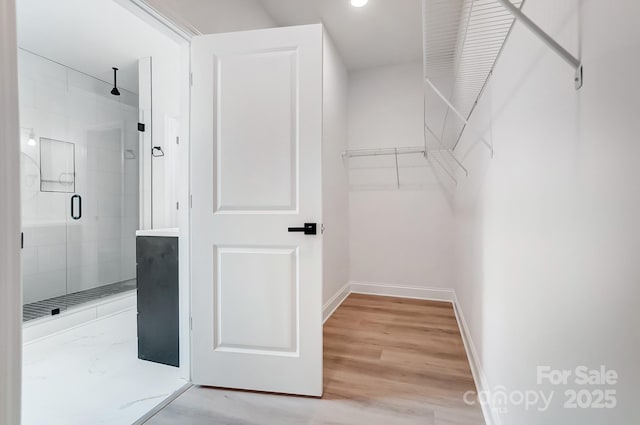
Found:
[1,1,23,423]
[0,1,198,423]
[119,0,196,385]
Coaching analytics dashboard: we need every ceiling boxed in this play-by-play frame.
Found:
[15,0,424,89]
[16,0,181,93]
[257,0,424,70]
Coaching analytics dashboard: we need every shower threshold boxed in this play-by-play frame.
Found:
[23,279,137,322]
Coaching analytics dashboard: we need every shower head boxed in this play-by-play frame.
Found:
[111,67,120,96]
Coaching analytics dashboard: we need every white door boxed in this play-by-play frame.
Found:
[190,24,324,396]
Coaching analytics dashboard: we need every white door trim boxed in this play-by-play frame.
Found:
[0,0,23,423]
[122,0,193,383]
[117,0,199,42]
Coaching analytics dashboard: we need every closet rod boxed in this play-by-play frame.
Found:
[496,0,583,89]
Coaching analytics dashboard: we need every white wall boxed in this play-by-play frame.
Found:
[322,31,349,304]
[149,49,183,229]
[452,0,640,424]
[348,61,454,289]
[146,0,275,34]
[0,0,22,423]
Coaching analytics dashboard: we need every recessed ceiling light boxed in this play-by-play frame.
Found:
[351,0,368,8]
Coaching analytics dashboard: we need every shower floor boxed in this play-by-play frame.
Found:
[23,279,137,322]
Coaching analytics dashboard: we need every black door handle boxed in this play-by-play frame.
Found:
[288,223,317,235]
[71,194,82,220]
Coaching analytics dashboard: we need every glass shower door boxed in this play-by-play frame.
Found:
[64,74,140,305]
[66,123,138,300]
[19,49,139,321]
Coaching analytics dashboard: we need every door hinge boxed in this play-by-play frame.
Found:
[137,123,146,132]
[176,202,179,211]
[176,136,180,145]
[21,232,24,249]
[190,195,193,208]
[190,72,193,86]
[190,317,193,330]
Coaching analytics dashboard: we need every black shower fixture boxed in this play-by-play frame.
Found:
[110,67,120,96]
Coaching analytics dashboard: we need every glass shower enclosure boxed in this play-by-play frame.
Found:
[19,50,140,321]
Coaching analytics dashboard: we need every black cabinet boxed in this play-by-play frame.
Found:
[136,236,179,367]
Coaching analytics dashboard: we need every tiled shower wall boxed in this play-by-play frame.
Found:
[19,50,139,304]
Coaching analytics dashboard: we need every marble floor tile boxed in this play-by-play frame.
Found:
[22,308,187,425]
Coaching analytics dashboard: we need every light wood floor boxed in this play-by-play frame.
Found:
[146,294,485,425]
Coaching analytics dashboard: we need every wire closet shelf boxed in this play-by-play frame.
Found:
[346,0,582,187]
[343,0,520,186]
[422,0,522,155]
[422,0,582,170]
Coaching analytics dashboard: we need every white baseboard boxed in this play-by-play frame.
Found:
[322,282,351,323]
[322,281,455,323]
[350,281,455,302]
[451,291,498,425]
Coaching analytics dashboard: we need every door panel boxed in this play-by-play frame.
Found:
[215,48,298,212]
[191,24,323,396]
[215,246,298,354]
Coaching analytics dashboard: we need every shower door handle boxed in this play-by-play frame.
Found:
[71,194,82,220]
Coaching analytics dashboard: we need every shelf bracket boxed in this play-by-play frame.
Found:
[425,78,494,157]
[428,153,457,185]
[424,124,469,177]
[497,0,583,89]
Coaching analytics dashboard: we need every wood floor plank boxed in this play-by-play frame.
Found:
[146,294,485,425]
